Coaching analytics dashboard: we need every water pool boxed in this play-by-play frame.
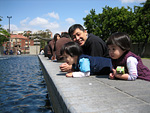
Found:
[0,55,54,113]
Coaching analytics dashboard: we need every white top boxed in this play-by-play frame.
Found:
[40,50,44,55]
[73,71,90,77]
[127,56,138,80]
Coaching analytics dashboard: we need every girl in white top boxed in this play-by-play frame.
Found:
[106,32,150,81]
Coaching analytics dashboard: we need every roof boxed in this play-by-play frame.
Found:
[10,34,28,39]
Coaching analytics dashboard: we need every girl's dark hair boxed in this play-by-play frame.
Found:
[61,32,70,38]
[68,24,85,37]
[60,42,83,57]
[54,33,61,42]
[53,33,61,51]
[106,32,131,51]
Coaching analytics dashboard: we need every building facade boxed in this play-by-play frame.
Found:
[3,34,34,54]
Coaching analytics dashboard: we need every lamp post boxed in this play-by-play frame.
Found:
[7,16,12,52]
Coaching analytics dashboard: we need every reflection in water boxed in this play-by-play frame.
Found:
[0,55,54,113]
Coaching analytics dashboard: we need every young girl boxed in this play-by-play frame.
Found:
[60,42,112,77]
[106,32,150,81]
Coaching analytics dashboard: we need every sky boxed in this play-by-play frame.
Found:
[0,0,146,36]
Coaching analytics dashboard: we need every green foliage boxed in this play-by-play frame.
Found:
[23,31,32,37]
[38,30,52,49]
[83,0,150,43]
[0,17,10,46]
[0,28,10,46]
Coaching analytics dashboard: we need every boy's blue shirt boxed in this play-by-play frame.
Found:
[73,54,112,75]
[79,58,90,72]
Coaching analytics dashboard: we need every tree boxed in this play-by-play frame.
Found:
[136,0,150,57]
[23,30,32,38]
[83,6,134,41]
[83,0,149,57]
[0,17,10,46]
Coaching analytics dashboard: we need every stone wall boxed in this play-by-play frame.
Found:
[29,45,40,55]
[131,43,150,57]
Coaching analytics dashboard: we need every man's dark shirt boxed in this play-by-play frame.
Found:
[82,33,109,57]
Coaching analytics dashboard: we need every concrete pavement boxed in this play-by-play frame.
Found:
[39,55,150,113]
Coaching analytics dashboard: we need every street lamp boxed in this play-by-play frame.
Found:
[7,16,12,33]
[7,16,12,52]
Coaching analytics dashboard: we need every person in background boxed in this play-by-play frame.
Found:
[40,48,44,55]
[55,32,72,61]
[60,42,112,77]
[60,24,109,72]
[17,49,21,55]
[44,40,52,59]
[49,33,61,60]
[9,49,13,55]
[4,48,8,55]
[106,32,150,81]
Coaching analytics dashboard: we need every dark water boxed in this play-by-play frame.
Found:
[0,55,54,113]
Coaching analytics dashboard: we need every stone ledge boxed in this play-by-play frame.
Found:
[38,55,150,113]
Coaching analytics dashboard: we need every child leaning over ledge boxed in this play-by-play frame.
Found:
[60,42,112,77]
[106,32,150,81]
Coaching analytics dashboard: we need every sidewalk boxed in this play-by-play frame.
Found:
[39,55,150,113]
[142,59,150,70]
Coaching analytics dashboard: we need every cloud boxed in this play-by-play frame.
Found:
[48,12,59,20]
[42,22,60,29]
[2,17,60,34]
[65,18,75,24]
[29,17,49,26]
[3,24,18,31]
[28,17,59,29]
[20,17,30,26]
[120,0,146,3]
[2,13,67,35]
